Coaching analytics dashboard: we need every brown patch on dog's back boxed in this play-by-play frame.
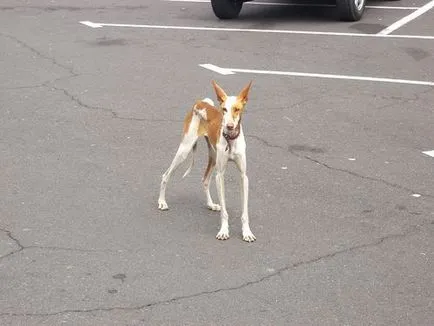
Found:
[182,100,223,147]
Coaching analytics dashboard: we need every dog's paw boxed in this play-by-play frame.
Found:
[207,203,221,211]
[158,200,169,210]
[216,229,229,240]
[242,230,256,242]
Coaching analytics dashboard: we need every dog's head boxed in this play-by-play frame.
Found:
[211,80,252,136]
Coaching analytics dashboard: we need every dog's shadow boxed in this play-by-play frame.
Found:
[160,190,242,237]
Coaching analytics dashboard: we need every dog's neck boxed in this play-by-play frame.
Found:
[223,117,242,152]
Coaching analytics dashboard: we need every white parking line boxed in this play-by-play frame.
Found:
[79,21,434,40]
[422,150,434,157]
[378,0,434,35]
[165,0,420,10]
[200,63,434,86]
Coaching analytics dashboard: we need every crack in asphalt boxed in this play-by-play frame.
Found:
[0,228,126,263]
[1,75,82,91]
[0,33,84,91]
[2,84,47,90]
[0,32,182,123]
[246,134,434,199]
[0,33,76,76]
[1,221,432,317]
[248,87,433,198]
[0,228,24,261]
[50,86,183,123]
[369,88,434,115]
[345,87,433,104]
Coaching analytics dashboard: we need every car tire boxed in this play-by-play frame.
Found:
[336,0,366,21]
[211,0,243,19]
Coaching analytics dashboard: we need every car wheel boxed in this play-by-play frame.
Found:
[211,0,243,19]
[336,0,366,21]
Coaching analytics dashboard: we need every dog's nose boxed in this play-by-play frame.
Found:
[227,123,234,130]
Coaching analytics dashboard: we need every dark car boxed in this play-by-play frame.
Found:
[210,0,389,22]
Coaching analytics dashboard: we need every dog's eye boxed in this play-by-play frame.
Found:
[222,108,227,112]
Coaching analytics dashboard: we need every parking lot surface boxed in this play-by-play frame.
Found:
[1,0,433,325]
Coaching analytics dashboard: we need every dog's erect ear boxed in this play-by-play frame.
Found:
[237,81,252,105]
[212,80,227,104]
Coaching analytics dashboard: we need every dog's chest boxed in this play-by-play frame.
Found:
[225,138,244,160]
[226,140,237,160]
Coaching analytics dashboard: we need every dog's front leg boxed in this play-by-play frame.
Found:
[215,150,229,240]
[234,152,256,242]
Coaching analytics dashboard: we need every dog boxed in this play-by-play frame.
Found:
[158,81,256,242]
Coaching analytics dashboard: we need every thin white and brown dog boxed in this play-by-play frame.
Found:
[157,80,256,242]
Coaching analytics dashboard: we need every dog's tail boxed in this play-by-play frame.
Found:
[193,98,214,120]
[182,142,197,179]
[201,97,214,106]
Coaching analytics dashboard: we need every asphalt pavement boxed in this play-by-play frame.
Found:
[0,0,433,325]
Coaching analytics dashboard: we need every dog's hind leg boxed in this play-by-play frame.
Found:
[158,134,198,211]
[202,137,220,211]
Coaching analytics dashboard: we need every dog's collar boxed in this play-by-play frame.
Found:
[223,123,241,152]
